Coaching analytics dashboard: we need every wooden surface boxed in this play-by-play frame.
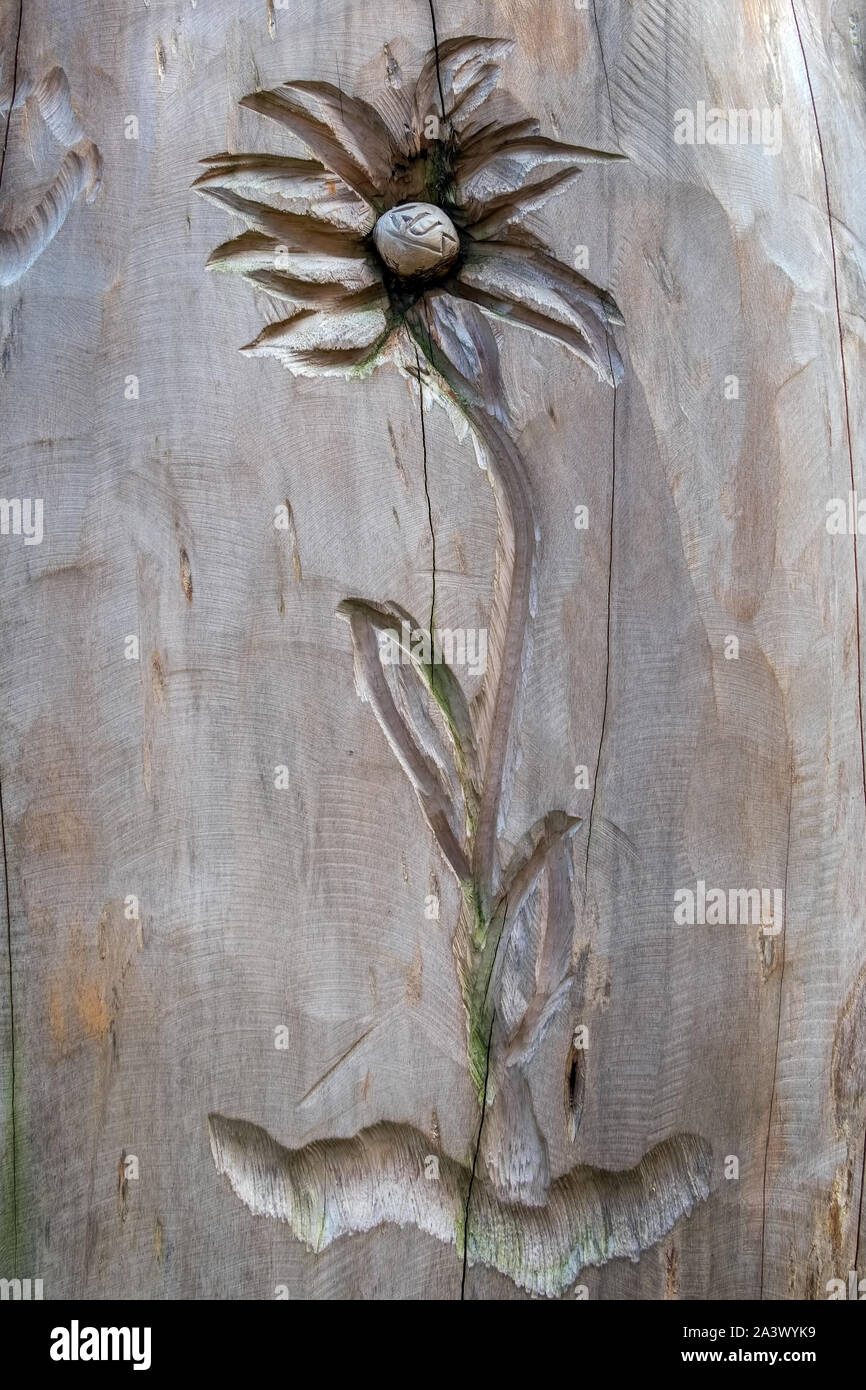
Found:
[1,0,865,1299]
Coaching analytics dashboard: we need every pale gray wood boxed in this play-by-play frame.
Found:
[1,0,864,1300]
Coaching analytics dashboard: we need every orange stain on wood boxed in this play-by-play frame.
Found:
[75,979,111,1039]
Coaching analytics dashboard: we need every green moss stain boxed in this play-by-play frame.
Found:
[424,138,458,210]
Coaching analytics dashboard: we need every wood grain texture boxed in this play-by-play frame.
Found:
[1,0,864,1300]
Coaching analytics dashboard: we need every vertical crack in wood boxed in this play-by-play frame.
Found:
[461,886,512,1295]
[583,354,617,901]
[461,1005,496,1299]
[759,760,793,1298]
[0,769,17,1272]
[0,7,23,1264]
[790,0,866,1273]
[0,0,23,191]
[426,0,447,125]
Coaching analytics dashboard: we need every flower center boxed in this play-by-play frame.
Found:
[373,202,460,279]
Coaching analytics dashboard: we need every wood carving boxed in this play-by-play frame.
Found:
[0,61,101,286]
[373,202,460,277]
[198,34,711,1292]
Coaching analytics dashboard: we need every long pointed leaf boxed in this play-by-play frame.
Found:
[337,600,472,883]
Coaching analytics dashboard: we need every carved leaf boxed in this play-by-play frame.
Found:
[484,835,582,1197]
[502,829,579,1068]
[239,83,392,208]
[456,243,624,385]
[487,812,581,1022]
[337,597,479,814]
[0,62,102,288]
[496,883,543,1035]
[337,599,471,882]
[494,811,581,925]
[194,154,376,235]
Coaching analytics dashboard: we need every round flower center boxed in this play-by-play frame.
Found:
[373,202,460,279]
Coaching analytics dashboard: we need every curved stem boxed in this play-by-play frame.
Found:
[466,410,535,903]
[445,408,537,1124]
[417,361,535,906]
[405,327,537,1099]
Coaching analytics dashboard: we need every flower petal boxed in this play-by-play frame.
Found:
[195,185,360,250]
[412,38,513,146]
[194,153,376,235]
[407,290,504,415]
[239,82,393,207]
[238,272,387,313]
[458,136,625,206]
[467,166,582,239]
[208,236,386,307]
[240,305,393,377]
[458,117,541,156]
[205,226,381,293]
[456,244,624,385]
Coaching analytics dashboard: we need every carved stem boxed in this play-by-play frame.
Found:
[425,373,535,910]
[409,345,537,1107]
[469,410,535,904]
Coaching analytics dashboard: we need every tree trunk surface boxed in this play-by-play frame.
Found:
[1,0,864,1300]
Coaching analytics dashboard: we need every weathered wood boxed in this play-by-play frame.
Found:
[1,0,864,1300]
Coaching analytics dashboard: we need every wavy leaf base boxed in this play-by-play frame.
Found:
[209,1114,712,1297]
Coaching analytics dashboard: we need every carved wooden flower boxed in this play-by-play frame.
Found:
[199,39,716,1285]
[194,37,624,390]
